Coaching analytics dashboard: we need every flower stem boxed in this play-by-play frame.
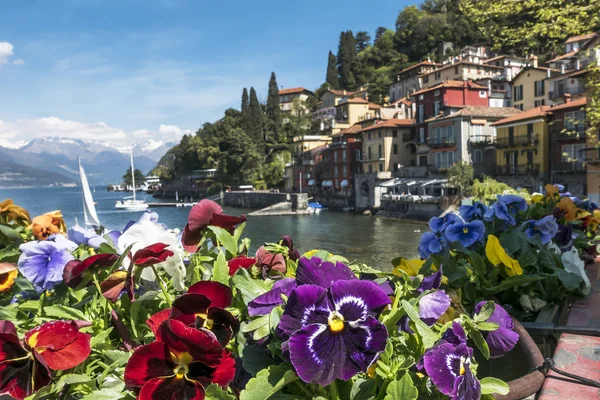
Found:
[152,265,172,307]
[292,381,312,398]
[92,274,112,328]
[329,379,340,400]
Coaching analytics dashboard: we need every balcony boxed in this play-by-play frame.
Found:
[584,148,600,164]
[554,126,587,141]
[470,135,493,145]
[496,164,540,175]
[428,164,450,173]
[552,161,586,173]
[495,134,539,148]
[549,85,586,100]
[427,137,456,148]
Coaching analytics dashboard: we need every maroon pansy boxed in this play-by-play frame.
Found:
[62,253,119,288]
[131,243,174,267]
[227,256,256,276]
[280,235,300,261]
[255,246,286,278]
[182,200,246,253]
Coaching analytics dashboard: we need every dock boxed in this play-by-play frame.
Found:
[147,202,195,207]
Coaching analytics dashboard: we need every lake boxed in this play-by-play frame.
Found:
[1,187,423,270]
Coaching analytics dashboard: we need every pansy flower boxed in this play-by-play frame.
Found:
[0,320,91,400]
[182,200,247,253]
[62,253,119,288]
[473,302,519,358]
[0,199,30,224]
[29,211,66,240]
[278,280,390,385]
[418,232,443,259]
[523,215,558,244]
[124,319,235,400]
[248,278,297,316]
[67,226,106,249]
[556,196,584,221]
[445,220,485,247]
[484,195,527,226]
[279,235,300,261]
[18,235,77,293]
[227,256,256,276]
[485,235,522,276]
[429,213,460,233]
[0,262,18,292]
[393,258,425,276]
[458,202,488,222]
[423,341,480,400]
[255,246,287,278]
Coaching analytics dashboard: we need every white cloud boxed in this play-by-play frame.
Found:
[0,42,14,64]
[12,59,24,66]
[0,117,190,147]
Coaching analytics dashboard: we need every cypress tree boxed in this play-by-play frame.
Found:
[337,31,357,90]
[326,51,340,89]
[265,72,281,142]
[247,87,265,154]
[241,88,249,114]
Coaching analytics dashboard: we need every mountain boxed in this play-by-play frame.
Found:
[0,158,76,188]
[0,137,176,187]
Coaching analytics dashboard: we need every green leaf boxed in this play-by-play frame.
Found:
[44,305,87,320]
[232,268,271,304]
[242,344,277,376]
[0,224,23,241]
[401,300,438,349]
[90,327,114,348]
[0,304,18,320]
[80,389,127,400]
[14,277,35,292]
[242,315,270,333]
[0,245,20,261]
[269,306,282,331]
[212,249,230,285]
[384,373,418,400]
[557,270,583,290]
[476,322,499,331]
[468,326,490,359]
[240,365,299,400]
[473,301,495,323]
[469,251,487,278]
[480,377,510,395]
[18,300,40,311]
[209,226,238,256]
[349,378,376,400]
[58,374,93,385]
[108,243,135,275]
[233,222,246,244]
[103,349,130,366]
[97,243,117,254]
[205,383,236,400]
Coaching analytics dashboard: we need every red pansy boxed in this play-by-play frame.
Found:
[227,256,256,276]
[0,320,91,400]
[132,243,174,267]
[255,246,287,278]
[62,253,119,288]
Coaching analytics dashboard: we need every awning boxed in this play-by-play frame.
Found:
[308,179,316,186]
[471,119,487,125]
[340,179,349,188]
[322,180,333,187]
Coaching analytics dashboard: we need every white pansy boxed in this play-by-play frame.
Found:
[117,220,186,291]
[561,247,591,295]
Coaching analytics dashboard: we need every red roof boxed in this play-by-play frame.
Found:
[565,33,597,44]
[549,97,588,111]
[359,118,415,132]
[411,80,487,96]
[334,123,363,136]
[341,97,368,104]
[547,50,579,63]
[390,98,412,107]
[368,103,381,109]
[279,87,312,95]
[490,106,550,126]
[397,61,441,76]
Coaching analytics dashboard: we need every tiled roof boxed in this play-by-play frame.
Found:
[397,61,441,76]
[279,87,313,95]
[411,80,487,96]
[328,89,358,96]
[368,103,382,109]
[333,123,363,136]
[426,106,522,122]
[565,33,597,44]
[420,61,504,77]
[547,50,579,63]
[546,68,588,80]
[490,106,550,126]
[341,97,369,104]
[483,55,527,64]
[359,118,415,132]
[390,98,412,107]
[549,97,588,111]
[513,66,559,81]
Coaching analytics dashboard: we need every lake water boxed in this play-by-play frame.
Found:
[1,187,423,269]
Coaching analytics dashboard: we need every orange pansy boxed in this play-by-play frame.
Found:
[29,210,66,240]
[0,199,30,224]
[0,263,18,292]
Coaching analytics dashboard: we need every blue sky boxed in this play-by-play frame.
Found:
[0,0,412,147]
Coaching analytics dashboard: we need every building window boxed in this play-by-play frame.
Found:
[434,71,441,80]
[566,110,586,132]
[473,149,483,164]
[423,76,429,84]
[434,89,440,96]
[534,99,545,107]
[393,164,399,172]
[334,167,338,177]
[455,65,459,74]
[447,125,454,143]
[514,84,523,101]
[515,104,524,111]
[379,163,383,172]
[534,80,545,97]
[508,127,515,146]
[418,104,425,123]
[334,152,338,162]
[562,144,585,162]
[393,144,398,154]
[419,128,426,143]
[392,129,398,138]
[378,131,382,139]
[368,132,371,140]
[378,144,382,159]
[527,123,534,141]
[355,149,361,161]
[343,165,347,176]
[368,165,373,173]
[434,100,441,116]
[342,150,347,162]
[479,90,487,98]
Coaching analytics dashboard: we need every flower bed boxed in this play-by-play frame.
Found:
[0,189,594,399]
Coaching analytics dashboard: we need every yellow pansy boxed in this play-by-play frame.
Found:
[0,199,30,224]
[530,193,544,203]
[545,184,559,198]
[485,234,523,276]
[302,249,321,258]
[393,258,425,277]
[0,263,18,293]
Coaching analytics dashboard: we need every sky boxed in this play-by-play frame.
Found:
[0,0,413,147]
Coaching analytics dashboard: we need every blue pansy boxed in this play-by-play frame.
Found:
[445,220,485,247]
[459,202,488,222]
[484,195,527,226]
[429,213,460,234]
[418,232,443,259]
[68,225,106,249]
[523,215,558,244]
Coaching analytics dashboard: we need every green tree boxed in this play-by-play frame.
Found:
[326,51,340,89]
[246,87,265,154]
[337,31,357,89]
[448,161,474,197]
[241,88,249,115]
[355,31,371,52]
[265,72,282,146]
[374,26,387,44]
[122,167,145,186]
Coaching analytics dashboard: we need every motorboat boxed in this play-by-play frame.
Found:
[307,201,325,214]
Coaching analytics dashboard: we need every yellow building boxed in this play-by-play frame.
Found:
[360,119,416,176]
[491,106,551,182]
[279,87,313,112]
[511,65,555,110]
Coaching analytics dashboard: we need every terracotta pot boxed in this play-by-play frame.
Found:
[495,318,545,400]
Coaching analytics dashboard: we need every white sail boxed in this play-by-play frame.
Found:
[79,158,101,227]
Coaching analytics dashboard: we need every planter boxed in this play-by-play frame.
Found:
[518,298,571,358]
[495,319,545,400]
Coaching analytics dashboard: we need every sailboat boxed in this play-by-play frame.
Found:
[115,150,148,211]
[79,158,102,229]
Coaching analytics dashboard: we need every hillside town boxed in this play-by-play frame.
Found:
[281,33,599,213]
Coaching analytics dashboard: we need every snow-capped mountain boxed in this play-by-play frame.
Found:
[0,137,177,187]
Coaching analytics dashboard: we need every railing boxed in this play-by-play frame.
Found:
[554,125,587,141]
[469,135,493,145]
[427,137,456,148]
[496,164,540,175]
[549,85,586,100]
[204,192,224,202]
[552,161,586,173]
[428,164,451,173]
[495,134,539,148]
[584,148,600,163]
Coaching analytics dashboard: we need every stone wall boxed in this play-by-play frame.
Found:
[551,173,586,198]
[354,173,379,212]
[224,191,308,210]
[377,201,444,221]
[495,175,545,193]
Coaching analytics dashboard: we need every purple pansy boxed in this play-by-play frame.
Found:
[295,256,356,287]
[429,213,460,234]
[68,226,106,249]
[418,267,443,293]
[445,220,485,247]
[459,202,488,222]
[418,291,451,325]
[554,223,573,251]
[423,342,481,400]
[278,280,390,385]
[523,215,559,244]
[248,278,297,316]
[18,235,77,292]
[418,232,443,259]
[441,321,467,345]
[473,301,519,358]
